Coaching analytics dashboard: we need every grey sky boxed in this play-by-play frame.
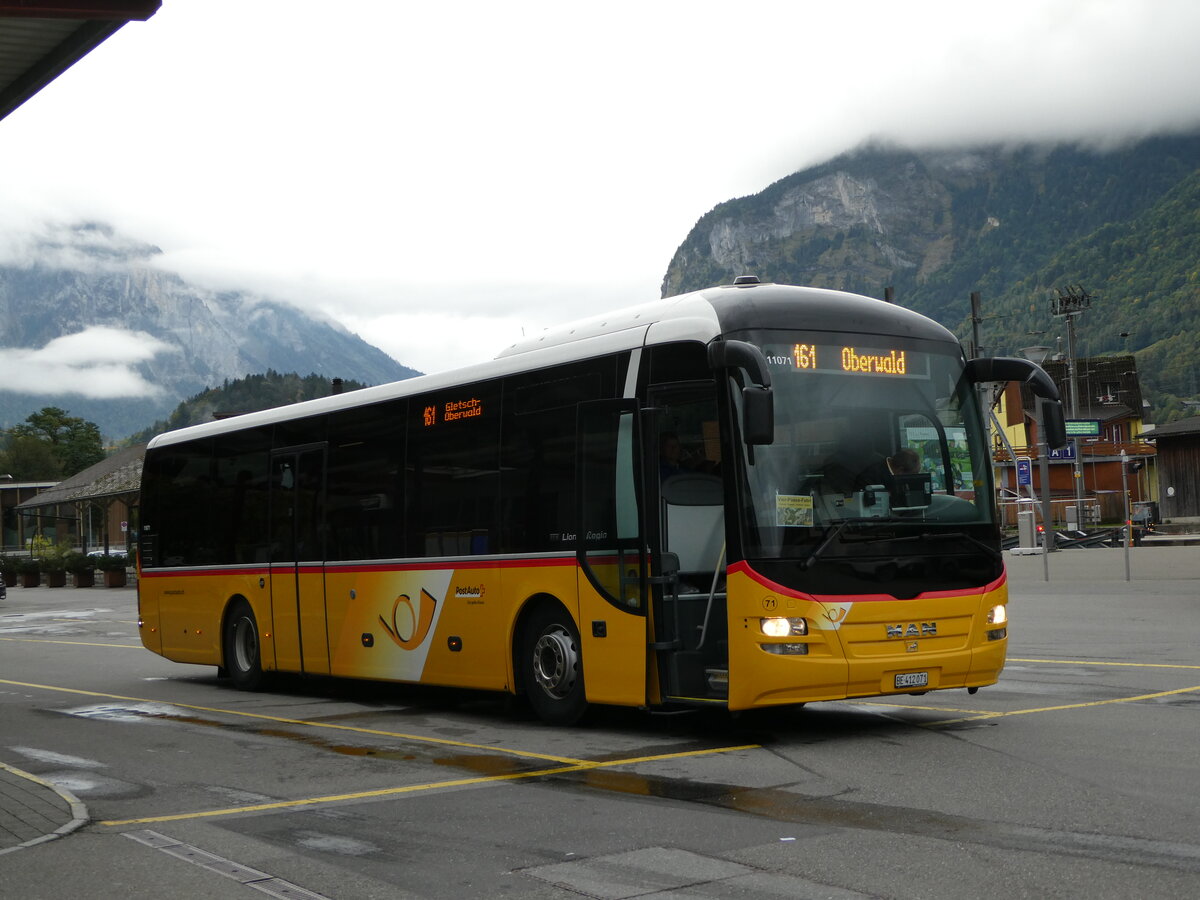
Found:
[1,0,1198,395]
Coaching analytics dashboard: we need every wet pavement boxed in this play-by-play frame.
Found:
[1,540,1196,861]
[0,580,120,854]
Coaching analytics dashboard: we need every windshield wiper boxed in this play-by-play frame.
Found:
[864,530,1002,563]
[799,517,882,569]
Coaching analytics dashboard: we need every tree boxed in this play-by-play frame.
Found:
[8,407,105,477]
[0,434,64,481]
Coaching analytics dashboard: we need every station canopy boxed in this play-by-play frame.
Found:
[0,1,160,124]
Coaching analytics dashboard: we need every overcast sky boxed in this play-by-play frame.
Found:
[2,0,1199,397]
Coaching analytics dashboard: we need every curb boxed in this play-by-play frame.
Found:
[0,761,89,855]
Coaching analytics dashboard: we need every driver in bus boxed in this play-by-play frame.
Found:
[886,448,921,476]
[659,431,686,480]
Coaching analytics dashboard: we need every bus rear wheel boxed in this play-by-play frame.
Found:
[522,606,587,725]
[224,600,264,691]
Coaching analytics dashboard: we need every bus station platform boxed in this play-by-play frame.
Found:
[0,762,87,855]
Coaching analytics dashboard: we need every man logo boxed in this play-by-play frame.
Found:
[886,622,937,639]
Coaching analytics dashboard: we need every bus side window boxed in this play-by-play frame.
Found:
[500,358,620,553]
[145,439,216,568]
[212,430,271,565]
[326,402,406,561]
[409,382,502,557]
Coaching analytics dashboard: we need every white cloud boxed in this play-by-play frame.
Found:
[0,0,1198,377]
[0,328,176,398]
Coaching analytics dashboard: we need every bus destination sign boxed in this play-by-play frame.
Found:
[764,342,928,378]
[423,397,484,427]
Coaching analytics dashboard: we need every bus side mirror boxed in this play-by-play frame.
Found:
[708,339,775,446]
[965,356,1067,449]
[743,386,774,445]
[1040,398,1067,450]
[964,356,1061,402]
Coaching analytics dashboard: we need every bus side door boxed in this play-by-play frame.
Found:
[268,445,330,674]
[576,400,648,708]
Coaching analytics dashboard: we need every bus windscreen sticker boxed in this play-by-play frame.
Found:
[776,493,814,527]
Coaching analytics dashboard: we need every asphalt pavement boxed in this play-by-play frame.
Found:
[1,538,1195,856]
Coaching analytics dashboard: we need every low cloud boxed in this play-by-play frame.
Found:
[0,327,176,398]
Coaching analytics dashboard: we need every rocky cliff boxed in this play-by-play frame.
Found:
[660,134,1200,420]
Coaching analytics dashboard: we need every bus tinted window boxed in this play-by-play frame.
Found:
[649,341,711,384]
[212,428,271,564]
[500,359,620,553]
[409,381,501,556]
[327,401,406,561]
[142,438,214,567]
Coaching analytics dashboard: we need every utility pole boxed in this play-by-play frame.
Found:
[969,290,992,443]
[1053,285,1091,517]
[1120,449,1131,582]
[969,292,984,359]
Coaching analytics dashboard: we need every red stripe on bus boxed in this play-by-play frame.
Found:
[728,560,1005,602]
[139,556,579,579]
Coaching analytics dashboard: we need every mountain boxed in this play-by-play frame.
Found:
[0,222,420,438]
[662,133,1200,421]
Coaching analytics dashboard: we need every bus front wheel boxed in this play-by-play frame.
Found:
[224,600,264,691]
[522,606,587,725]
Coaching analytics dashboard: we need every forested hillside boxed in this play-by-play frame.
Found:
[128,372,368,444]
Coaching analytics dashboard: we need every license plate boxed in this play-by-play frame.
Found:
[895,671,929,689]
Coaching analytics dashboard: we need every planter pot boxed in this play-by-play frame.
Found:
[46,571,67,588]
[103,569,128,588]
[20,572,40,588]
[2,571,16,588]
[72,571,96,588]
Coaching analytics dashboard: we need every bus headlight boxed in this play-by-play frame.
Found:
[760,617,807,637]
[987,605,1007,626]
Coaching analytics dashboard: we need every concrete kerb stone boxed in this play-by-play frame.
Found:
[0,761,89,855]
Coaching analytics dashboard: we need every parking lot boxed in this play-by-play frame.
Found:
[1,546,1198,898]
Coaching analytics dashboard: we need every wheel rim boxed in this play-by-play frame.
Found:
[233,615,258,672]
[531,624,578,699]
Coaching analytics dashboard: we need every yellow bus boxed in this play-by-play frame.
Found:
[137,278,1065,723]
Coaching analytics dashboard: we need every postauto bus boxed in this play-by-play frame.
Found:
[137,278,1065,723]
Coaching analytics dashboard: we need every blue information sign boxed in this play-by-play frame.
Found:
[1016,457,1032,486]
[1048,440,1077,461]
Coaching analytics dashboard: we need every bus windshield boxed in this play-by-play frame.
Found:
[731,330,998,590]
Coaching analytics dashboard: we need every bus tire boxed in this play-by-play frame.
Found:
[521,605,587,725]
[224,600,264,691]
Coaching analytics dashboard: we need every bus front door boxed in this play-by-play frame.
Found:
[576,400,648,708]
[646,388,729,706]
[268,445,329,674]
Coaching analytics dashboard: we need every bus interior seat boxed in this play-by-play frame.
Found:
[661,472,724,584]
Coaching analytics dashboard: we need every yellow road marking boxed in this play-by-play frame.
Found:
[1009,656,1200,670]
[0,637,141,649]
[0,678,590,764]
[99,743,760,826]
[851,700,984,714]
[927,684,1200,726]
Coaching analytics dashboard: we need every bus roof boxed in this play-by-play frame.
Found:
[146,281,958,450]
